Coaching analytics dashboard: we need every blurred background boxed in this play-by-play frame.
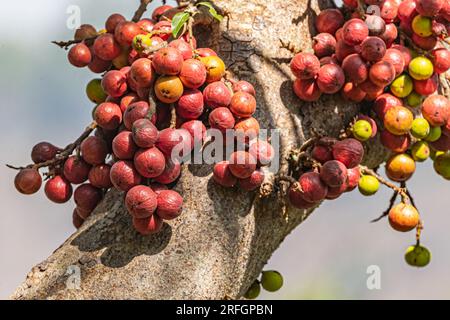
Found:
[1,0,450,300]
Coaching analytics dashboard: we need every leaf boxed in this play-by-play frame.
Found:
[197,2,223,22]
[171,12,190,38]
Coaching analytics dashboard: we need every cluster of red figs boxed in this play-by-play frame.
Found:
[288,0,450,266]
[13,4,273,235]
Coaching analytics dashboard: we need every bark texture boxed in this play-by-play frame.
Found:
[12,0,386,300]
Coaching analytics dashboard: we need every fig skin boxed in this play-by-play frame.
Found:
[125,185,158,219]
[110,160,142,192]
[320,160,348,188]
[332,138,364,168]
[297,172,328,203]
[156,190,184,220]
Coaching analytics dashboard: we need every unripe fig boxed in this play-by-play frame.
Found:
[332,138,364,168]
[358,175,379,196]
[133,215,163,235]
[249,140,275,166]
[380,23,398,47]
[232,80,256,96]
[177,89,204,120]
[93,33,121,61]
[373,93,403,119]
[123,101,150,130]
[352,120,372,141]
[154,75,184,104]
[411,33,437,50]
[411,118,430,139]
[261,270,283,292]
[357,115,378,138]
[409,56,434,80]
[73,209,85,229]
[413,73,438,95]
[346,167,361,191]
[156,128,193,157]
[390,74,414,98]
[434,153,450,177]
[209,107,236,133]
[179,59,207,89]
[88,164,112,189]
[385,153,416,181]
[406,92,423,108]
[125,185,157,219]
[361,37,386,62]
[239,169,265,191]
[342,18,369,45]
[405,245,431,267]
[213,161,238,187]
[31,142,60,164]
[297,172,328,203]
[380,130,411,152]
[130,58,154,88]
[68,43,92,68]
[74,183,102,213]
[384,106,414,135]
[235,117,260,141]
[365,15,386,36]
[244,281,261,300]
[45,175,73,204]
[63,156,91,184]
[411,140,430,162]
[131,118,159,149]
[86,79,107,104]
[415,0,444,17]
[152,47,184,75]
[134,147,166,178]
[181,120,206,145]
[203,81,232,109]
[229,151,257,179]
[412,15,432,37]
[288,184,317,209]
[94,102,122,130]
[316,64,345,94]
[290,53,320,79]
[341,82,366,102]
[320,160,348,187]
[110,160,142,192]
[341,54,368,84]
[430,48,450,74]
[200,56,226,83]
[315,9,344,35]
[156,190,183,220]
[335,39,358,61]
[154,159,181,184]
[101,70,127,98]
[426,125,442,142]
[421,94,450,126]
[382,49,405,76]
[14,169,42,195]
[292,78,322,101]
[74,24,97,41]
[398,0,418,21]
[388,203,419,232]
[80,136,108,165]
[230,92,256,118]
[369,60,396,87]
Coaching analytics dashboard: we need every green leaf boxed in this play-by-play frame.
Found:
[197,2,223,21]
[171,12,190,38]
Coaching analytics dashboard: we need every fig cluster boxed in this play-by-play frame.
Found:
[13,5,267,235]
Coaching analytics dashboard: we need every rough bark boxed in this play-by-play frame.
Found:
[12,0,386,300]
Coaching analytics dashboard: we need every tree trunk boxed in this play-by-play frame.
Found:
[11,0,384,300]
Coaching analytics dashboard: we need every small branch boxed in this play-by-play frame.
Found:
[359,165,410,203]
[51,36,97,50]
[187,17,195,51]
[170,104,177,129]
[6,122,97,171]
[371,190,397,223]
[132,0,153,22]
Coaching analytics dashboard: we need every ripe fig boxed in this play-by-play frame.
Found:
[168,39,193,60]
[123,101,150,130]
[380,130,411,152]
[31,142,60,164]
[154,75,184,104]
[105,13,126,33]
[232,80,256,96]
[230,92,257,118]
[74,183,102,212]
[110,160,142,192]
[341,82,366,102]
[156,128,193,157]
[125,185,157,219]
[320,160,348,187]
[292,78,322,101]
[316,64,345,94]
[177,89,204,120]
[384,106,414,135]
[93,33,121,61]
[156,190,183,220]
[101,70,127,98]
[361,37,386,62]
[94,102,122,130]
[134,147,166,178]
[132,118,159,148]
[213,161,238,187]
[315,9,344,35]
[382,48,405,76]
[181,120,206,145]
[385,153,416,182]
[228,151,257,179]
[239,169,265,191]
[130,58,154,88]
[14,169,42,195]
[133,215,163,235]
[346,167,361,191]
[430,48,450,74]
[112,131,138,160]
[63,156,91,184]
[74,24,97,41]
[68,43,92,68]
[288,184,317,209]
[297,172,328,203]
[290,53,320,79]
[45,175,73,204]
[249,140,275,166]
[388,203,420,232]
[341,54,368,84]
[154,159,181,184]
[413,73,438,95]
[200,56,226,83]
[380,23,398,47]
[369,60,396,87]
[179,59,207,89]
[81,136,108,165]
[209,107,236,133]
[365,15,386,36]
[421,94,450,126]
[332,138,364,168]
[342,18,369,45]
[152,47,184,75]
[88,164,112,189]
[415,0,444,17]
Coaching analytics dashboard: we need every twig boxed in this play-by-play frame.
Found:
[170,104,177,129]
[187,17,195,51]
[359,165,410,203]
[51,36,97,50]
[6,122,97,171]
[371,190,397,223]
[132,0,153,22]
